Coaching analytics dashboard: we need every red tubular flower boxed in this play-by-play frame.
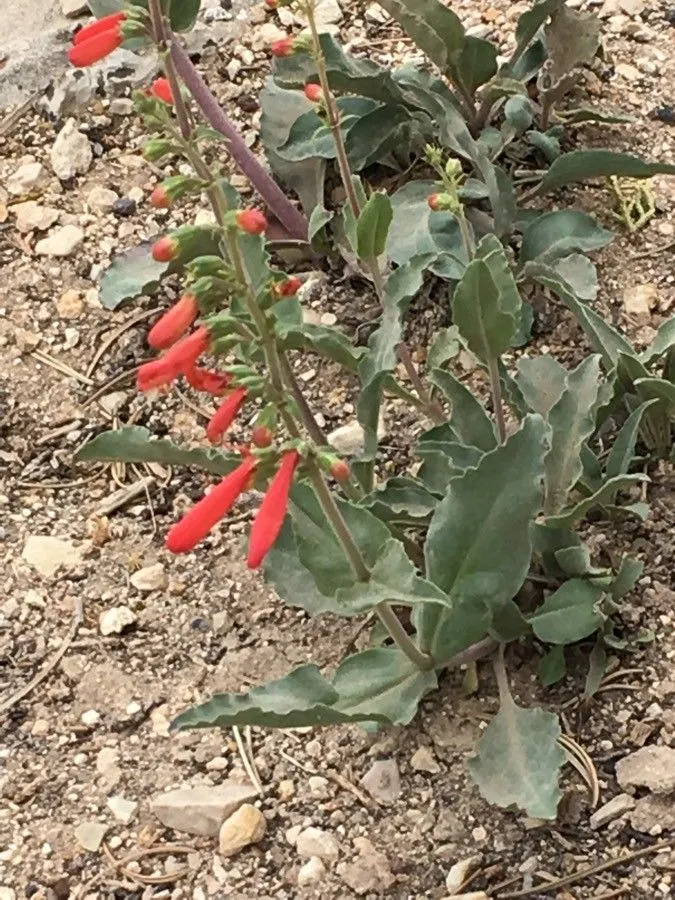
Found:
[247,451,299,569]
[137,357,181,392]
[68,25,124,67]
[330,459,350,481]
[185,365,231,395]
[152,235,178,263]
[273,276,302,297]
[162,326,211,371]
[270,36,294,57]
[149,186,170,209]
[149,77,174,105]
[235,208,268,235]
[73,12,126,44]
[251,425,274,448]
[303,83,323,103]
[148,294,199,350]
[206,387,248,444]
[165,456,257,553]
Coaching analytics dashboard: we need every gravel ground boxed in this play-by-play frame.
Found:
[0,1,674,898]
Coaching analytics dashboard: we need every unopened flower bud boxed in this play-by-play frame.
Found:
[143,138,176,162]
[427,193,455,212]
[152,235,178,262]
[273,276,302,297]
[303,83,323,103]
[235,208,268,235]
[330,459,350,482]
[251,425,274,448]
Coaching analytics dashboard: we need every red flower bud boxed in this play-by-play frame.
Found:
[185,365,231,395]
[149,77,174,105]
[427,192,454,212]
[303,83,323,103]
[68,25,123,67]
[247,451,299,568]
[235,208,268,235]
[273,276,302,297]
[73,12,126,45]
[427,193,441,211]
[149,186,170,209]
[147,294,199,350]
[151,235,178,262]
[206,387,248,444]
[251,425,274,448]
[270,36,294,57]
[165,456,257,553]
[330,459,350,482]
[264,0,278,7]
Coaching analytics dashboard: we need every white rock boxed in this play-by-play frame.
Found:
[151,783,259,837]
[218,803,266,857]
[615,62,641,82]
[445,856,481,893]
[13,201,60,233]
[22,535,83,577]
[411,746,441,774]
[74,822,108,852]
[51,119,93,180]
[298,856,327,887]
[35,224,85,257]
[130,562,167,592]
[445,893,490,900]
[618,0,644,14]
[295,0,342,27]
[359,759,401,804]
[308,775,330,798]
[327,416,385,455]
[296,826,339,863]
[623,283,657,325]
[99,606,137,636]
[109,98,134,115]
[86,185,119,214]
[630,794,675,834]
[107,795,138,824]
[0,889,16,900]
[81,709,100,727]
[61,0,89,16]
[365,3,389,23]
[7,162,47,196]
[616,745,675,794]
[590,793,635,829]
[340,837,395,895]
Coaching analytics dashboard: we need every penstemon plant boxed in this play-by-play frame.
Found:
[75,0,675,818]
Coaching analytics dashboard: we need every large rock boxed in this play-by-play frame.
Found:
[218,803,266,857]
[150,783,259,836]
[340,837,395,895]
[589,793,635,830]
[630,794,675,834]
[99,606,137,636]
[13,201,60,233]
[35,224,85,257]
[51,118,93,180]
[7,162,48,196]
[130,563,167,592]
[22,535,83,577]
[616,746,675,794]
[359,759,401,804]
[296,827,339,863]
[86,185,119,214]
[622,283,657,325]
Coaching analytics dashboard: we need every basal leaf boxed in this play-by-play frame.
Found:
[545,473,649,528]
[544,355,604,516]
[515,355,567,417]
[427,325,461,370]
[467,696,565,819]
[344,104,414,170]
[510,0,560,68]
[416,440,484,494]
[430,368,497,452]
[75,427,239,475]
[473,154,518,239]
[557,107,635,125]
[534,151,675,196]
[356,192,393,260]
[519,210,613,265]
[276,320,364,371]
[530,579,604,644]
[99,244,167,310]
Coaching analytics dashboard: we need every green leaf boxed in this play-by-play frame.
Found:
[543,3,600,88]
[345,105,415,171]
[169,0,201,31]
[534,151,675,196]
[526,128,562,163]
[467,695,565,819]
[260,79,326,217]
[473,155,518,239]
[519,210,613,265]
[75,427,239,476]
[452,256,520,364]
[387,181,468,276]
[276,319,364,372]
[634,377,675,414]
[642,317,675,365]
[545,474,649,528]
[505,95,534,133]
[584,640,607,699]
[430,369,497,452]
[308,205,334,244]
[531,579,604,644]
[416,440,484,495]
[538,645,566,687]
[376,0,466,76]
[606,400,658,479]
[515,355,567,416]
[425,415,548,604]
[511,0,560,68]
[552,254,598,302]
[99,244,167,310]
[427,325,461,370]
[356,192,393,260]
[361,477,439,524]
[556,107,635,125]
[611,556,644,601]
[460,37,498,93]
[171,649,437,731]
[544,355,605,516]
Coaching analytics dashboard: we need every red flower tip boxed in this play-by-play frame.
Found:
[162,326,210,373]
[427,192,454,212]
[149,77,174,105]
[247,451,299,569]
[270,36,294,57]
[273,276,302,297]
[330,459,350,482]
[235,208,268,235]
[165,456,257,554]
[147,294,199,350]
[68,25,123,67]
[427,193,441,211]
[152,235,178,262]
[251,425,274,448]
[149,186,170,209]
[137,358,180,392]
[206,387,248,444]
[185,365,231,395]
[264,0,278,7]
[303,83,323,103]
[73,12,126,45]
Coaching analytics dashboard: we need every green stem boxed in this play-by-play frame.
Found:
[488,356,506,443]
[396,342,446,426]
[147,0,191,141]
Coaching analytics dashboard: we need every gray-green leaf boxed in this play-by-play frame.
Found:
[530,579,604,644]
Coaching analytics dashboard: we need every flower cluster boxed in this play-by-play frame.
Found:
[68,12,126,67]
